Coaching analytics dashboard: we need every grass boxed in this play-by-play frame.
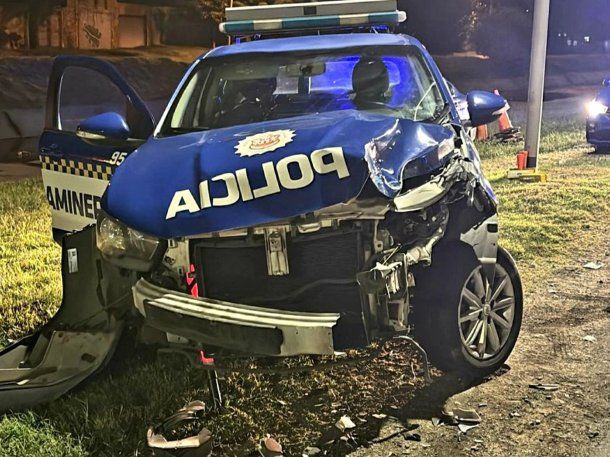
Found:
[0,413,85,457]
[1,122,610,456]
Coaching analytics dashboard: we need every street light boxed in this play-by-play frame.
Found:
[524,0,551,170]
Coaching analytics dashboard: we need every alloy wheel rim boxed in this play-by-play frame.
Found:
[458,264,516,360]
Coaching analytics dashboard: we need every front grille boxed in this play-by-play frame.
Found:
[193,227,370,349]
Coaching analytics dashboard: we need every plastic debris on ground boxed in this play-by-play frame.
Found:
[302,446,322,456]
[458,423,480,434]
[335,415,356,432]
[529,383,560,391]
[146,401,213,457]
[583,261,604,270]
[259,435,283,457]
[493,127,524,143]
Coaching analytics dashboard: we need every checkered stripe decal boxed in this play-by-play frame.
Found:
[40,155,115,181]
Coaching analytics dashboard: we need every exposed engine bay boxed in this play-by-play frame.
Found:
[134,152,497,357]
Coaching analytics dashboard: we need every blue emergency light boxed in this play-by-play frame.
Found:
[219,0,407,36]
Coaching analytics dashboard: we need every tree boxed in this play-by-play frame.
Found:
[469,3,533,59]
[398,0,475,54]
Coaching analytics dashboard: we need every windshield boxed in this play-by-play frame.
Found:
[162,45,445,135]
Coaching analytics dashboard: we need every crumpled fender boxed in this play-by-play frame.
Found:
[104,110,454,238]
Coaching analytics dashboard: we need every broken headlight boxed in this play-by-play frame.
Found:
[96,211,165,271]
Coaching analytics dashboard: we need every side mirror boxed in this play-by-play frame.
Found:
[466,91,509,128]
[76,112,135,147]
[603,77,610,87]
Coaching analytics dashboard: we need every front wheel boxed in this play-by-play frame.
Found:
[412,245,523,376]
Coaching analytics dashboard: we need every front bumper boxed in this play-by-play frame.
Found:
[586,114,610,146]
[132,279,341,356]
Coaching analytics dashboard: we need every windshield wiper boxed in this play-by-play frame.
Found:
[163,126,209,136]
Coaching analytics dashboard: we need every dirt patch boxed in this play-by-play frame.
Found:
[347,231,610,456]
[0,162,40,182]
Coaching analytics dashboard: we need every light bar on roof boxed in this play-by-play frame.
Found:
[220,0,406,36]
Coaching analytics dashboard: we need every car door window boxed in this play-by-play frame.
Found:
[58,66,129,132]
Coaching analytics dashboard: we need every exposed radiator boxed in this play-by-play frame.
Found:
[193,228,370,349]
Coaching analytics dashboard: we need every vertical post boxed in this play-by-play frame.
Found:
[524,0,551,169]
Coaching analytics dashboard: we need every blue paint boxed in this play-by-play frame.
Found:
[103,111,454,239]
[77,112,130,141]
[466,91,508,128]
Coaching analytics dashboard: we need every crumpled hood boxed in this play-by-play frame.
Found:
[104,110,454,238]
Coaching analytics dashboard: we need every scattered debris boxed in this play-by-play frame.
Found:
[493,127,523,143]
[587,430,600,439]
[582,335,597,343]
[146,401,212,457]
[403,431,422,442]
[509,412,521,418]
[431,417,441,426]
[259,436,283,457]
[458,423,480,434]
[302,446,322,456]
[439,409,458,425]
[477,402,488,408]
[583,261,603,270]
[372,413,387,420]
[530,419,542,427]
[335,415,356,432]
[452,408,481,424]
[529,383,560,391]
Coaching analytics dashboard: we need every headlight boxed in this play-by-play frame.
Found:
[587,100,608,117]
[96,211,164,271]
[436,138,456,161]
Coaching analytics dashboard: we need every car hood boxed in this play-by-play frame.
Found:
[104,110,454,238]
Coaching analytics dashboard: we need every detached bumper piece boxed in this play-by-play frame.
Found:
[0,327,120,411]
[0,227,128,412]
[133,279,341,356]
[147,401,212,457]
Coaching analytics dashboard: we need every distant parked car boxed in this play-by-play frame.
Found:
[586,77,610,153]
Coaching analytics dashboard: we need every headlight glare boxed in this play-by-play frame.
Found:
[587,100,608,117]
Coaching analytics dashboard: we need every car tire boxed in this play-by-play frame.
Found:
[411,244,522,376]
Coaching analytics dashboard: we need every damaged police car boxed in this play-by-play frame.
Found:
[0,0,522,411]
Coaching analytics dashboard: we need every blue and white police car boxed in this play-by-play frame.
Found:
[0,0,522,410]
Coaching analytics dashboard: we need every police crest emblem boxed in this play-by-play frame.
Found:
[235,130,295,157]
